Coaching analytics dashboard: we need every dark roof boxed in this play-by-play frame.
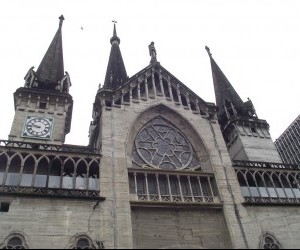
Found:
[36,15,65,85]
[206,47,251,123]
[103,23,128,89]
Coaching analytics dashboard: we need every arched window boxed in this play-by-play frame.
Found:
[0,153,8,186]
[133,117,200,170]
[69,235,100,249]
[1,234,28,249]
[6,154,22,186]
[20,156,36,187]
[48,158,62,189]
[63,159,75,189]
[34,157,49,188]
[76,160,88,190]
[88,161,100,191]
[260,234,281,249]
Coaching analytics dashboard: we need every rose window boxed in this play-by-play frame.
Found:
[133,117,200,170]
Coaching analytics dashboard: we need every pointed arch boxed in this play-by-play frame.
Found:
[236,170,251,198]
[0,232,30,249]
[48,157,63,189]
[75,159,88,190]
[6,153,22,186]
[260,233,281,249]
[68,233,101,249]
[126,104,211,172]
[34,156,50,188]
[62,158,76,189]
[20,155,36,187]
[254,171,269,198]
[287,172,300,199]
[0,152,9,186]
[279,172,296,199]
[262,172,278,198]
[244,171,260,198]
[88,160,100,191]
[271,172,285,198]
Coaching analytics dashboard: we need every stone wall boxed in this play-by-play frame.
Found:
[131,206,232,249]
[241,206,300,249]
[0,196,103,249]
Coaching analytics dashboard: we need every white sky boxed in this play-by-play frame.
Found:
[0,0,299,146]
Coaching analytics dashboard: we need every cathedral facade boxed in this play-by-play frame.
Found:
[0,16,299,249]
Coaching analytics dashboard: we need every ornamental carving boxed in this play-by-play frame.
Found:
[133,117,200,170]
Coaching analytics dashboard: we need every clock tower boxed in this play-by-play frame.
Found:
[9,16,73,145]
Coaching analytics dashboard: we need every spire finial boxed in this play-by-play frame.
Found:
[59,15,65,28]
[205,46,212,57]
[110,20,120,44]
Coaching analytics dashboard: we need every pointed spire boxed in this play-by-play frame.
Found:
[35,15,65,87]
[103,21,128,89]
[206,46,253,125]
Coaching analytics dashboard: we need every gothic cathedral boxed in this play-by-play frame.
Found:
[0,16,299,249]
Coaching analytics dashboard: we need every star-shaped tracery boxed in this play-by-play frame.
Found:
[133,117,200,170]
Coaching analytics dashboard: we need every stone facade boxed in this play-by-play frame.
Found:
[0,17,300,250]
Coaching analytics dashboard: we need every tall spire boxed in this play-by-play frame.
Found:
[36,15,65,87]
[206,46,257,125]
[103,21,128,89]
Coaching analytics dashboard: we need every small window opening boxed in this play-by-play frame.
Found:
[0,202,10,212]
[181,94,188,107]
[124,92,130,103]
[162,79,170,98]
[105,100,112,108]
[190,101,197,111]
[172,87,179,102]
[39,102,47,109]
[251,127,257,134]
[132,86,138,100]
[200,109,207,116]
[140,83,147,99]
[114,98,121,106]
[154,74,162,95]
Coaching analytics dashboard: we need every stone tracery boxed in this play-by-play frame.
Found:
[133,117,201,170]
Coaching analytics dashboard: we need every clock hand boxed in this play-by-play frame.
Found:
[32,124,41,129]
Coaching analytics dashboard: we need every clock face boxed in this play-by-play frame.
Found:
[23,116,54,140]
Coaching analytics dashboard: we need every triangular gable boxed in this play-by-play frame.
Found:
[101,62,216,117]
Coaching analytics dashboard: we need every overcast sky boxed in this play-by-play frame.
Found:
[0,0,299,146]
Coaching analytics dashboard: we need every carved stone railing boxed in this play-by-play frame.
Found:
[233,160,300,171]
[243,196,300,205]
[234,160,300,205]
[0,186,104,201]
[0,140,101,155]
[128,169,219,205]
[0,139,102,200]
